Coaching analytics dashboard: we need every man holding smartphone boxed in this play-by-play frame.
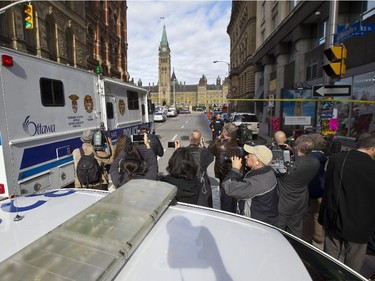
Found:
[137,124,164,158]
[187,130,214,207]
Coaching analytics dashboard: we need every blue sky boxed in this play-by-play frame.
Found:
[127,1,232,87]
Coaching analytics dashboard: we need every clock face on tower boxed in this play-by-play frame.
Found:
[161,47,167,52]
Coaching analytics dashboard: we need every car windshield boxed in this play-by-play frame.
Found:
[282,234,365,280]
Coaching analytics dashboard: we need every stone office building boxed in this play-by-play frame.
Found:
[228,0,375,137]
[0,1,128,81]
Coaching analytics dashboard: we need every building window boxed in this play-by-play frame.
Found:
[46,15,57,61]
[261,29,265,43]
[109,42,113,66]
[106,102,114,119]
[40,78,65,106]
[272,12,279,31]
[87,27,95,59]
[261,1,266,22]
[100,0,105,20]
[127,91,139,110]
[289,0,298,11]
[100,36,105,61]
[318,20,326,45]
[0,11,8,38]
[66,27,74,66]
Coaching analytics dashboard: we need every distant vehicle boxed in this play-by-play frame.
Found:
[221,112,229,122]
[229,112,260,138]
[167,108,177,117]
[154,111,167,122]
[212,110,222,120]
[179,108,191,114]
[195,107,203,112]
[0,180,368,281]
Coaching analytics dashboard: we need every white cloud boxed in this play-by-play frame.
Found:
[127,1,231,86]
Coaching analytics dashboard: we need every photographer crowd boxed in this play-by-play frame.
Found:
[73,124,375,274]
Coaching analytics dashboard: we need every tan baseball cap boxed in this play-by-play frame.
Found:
[243,144,273,165]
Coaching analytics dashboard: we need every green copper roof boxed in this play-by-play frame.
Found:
[161,25,168,46]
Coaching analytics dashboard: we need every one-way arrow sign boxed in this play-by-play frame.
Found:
[313,85,351,97]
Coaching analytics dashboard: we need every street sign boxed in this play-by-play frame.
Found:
[313,85,351,97]
[335,22,375,43]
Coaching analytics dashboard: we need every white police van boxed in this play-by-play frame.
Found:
[0,180,367,281]
[0,47,154,198]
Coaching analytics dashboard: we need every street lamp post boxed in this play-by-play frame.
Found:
[213,60,230,77]
[213,60,231,111]
[173,78,176,108]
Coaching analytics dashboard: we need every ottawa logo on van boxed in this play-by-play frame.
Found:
[23,116,56,136]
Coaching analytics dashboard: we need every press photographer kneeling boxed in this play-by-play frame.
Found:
[221,144,279,226]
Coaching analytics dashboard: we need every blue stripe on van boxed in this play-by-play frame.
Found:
[18,123,151,180]
[20,138,82,169]
[18,156,73,180]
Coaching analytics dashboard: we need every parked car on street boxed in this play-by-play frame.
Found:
[0,180,368,281]
[229,112,260,139]
[179,108,191,114]
[167,108,177,117]
[154,111,167,122]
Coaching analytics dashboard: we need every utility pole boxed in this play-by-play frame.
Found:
[324,0,339,85]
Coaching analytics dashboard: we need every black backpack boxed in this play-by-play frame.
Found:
[76,148,102,186]
[188,146,210,207]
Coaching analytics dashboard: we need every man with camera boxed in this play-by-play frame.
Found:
[73,129,114,190]
[186,130,214,207]
[137,124,164,158]
[277,134,320,239]
[221,145,279,226]
[208,123,239,213]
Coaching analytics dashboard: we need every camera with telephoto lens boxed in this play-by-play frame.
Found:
[220,146,247,163]
[236,124,254,146]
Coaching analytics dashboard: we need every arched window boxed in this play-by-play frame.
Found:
[66,27,74,66]
[46,15,57,61]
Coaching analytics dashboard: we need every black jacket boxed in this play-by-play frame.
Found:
[161,175,200,205]
[277,155,320,215]
[187,145,214,207]
[134,134,164,158]
[319,150,375,243]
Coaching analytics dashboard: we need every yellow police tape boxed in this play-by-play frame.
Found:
[226,98,375,104]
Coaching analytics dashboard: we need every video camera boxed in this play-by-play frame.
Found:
[220,146,247,163]
[236,124,254,146]
[93,124,110,151]
[269,148,294,175]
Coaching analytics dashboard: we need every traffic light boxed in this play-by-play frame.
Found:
[322,45,347,79]
[24,3,34,29]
